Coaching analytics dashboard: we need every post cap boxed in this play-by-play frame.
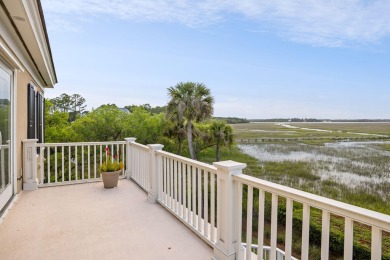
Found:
[147,144,164,150]
[125,137,137,142]
[22,139,38,143]
[213,160,247,172]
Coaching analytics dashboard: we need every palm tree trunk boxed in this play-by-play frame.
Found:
[216,142,220,162]
[178,138,183,155]
[187,122,196,159]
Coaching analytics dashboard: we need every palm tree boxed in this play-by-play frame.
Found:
[209,120,234,161]
[165,116,186,155]
[167,82,214,159]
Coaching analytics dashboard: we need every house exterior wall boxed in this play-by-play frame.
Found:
[0,0,56,199]
[0,55,45,194]
[15,71,44,192]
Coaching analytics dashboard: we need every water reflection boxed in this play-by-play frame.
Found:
[238,141,390,189]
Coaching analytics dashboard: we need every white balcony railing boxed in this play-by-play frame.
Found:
[126,139,150,191]
[234,174,390,260]
[22,138,390,260]
[156,150,218,245]
[36,141,126,186]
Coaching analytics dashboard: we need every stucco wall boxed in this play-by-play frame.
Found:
[15,72,44,192]
[15,71,29,192]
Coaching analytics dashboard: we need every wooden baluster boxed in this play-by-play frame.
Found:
[321,210,330,260]
[301,204,310,260]
[257,189,265,260]
[270,194,278,260]
[285,198,293,260]
[203,170,209,237]
[246,185,253,260]
[344,217,353,260]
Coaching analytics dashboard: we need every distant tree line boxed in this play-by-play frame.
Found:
[214,117,249,124]
[124,104,166,114]
[249,118,390,122]
[250,118,324,122]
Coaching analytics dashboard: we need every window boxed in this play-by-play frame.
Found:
[27,84,44,144]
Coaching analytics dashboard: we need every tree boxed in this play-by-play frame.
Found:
[209,120,234,161]
[52,93,72,113]
[45,99,78,142]
[69,94,87,121]
[124,107,168,144]
[71,104,128,141]
[165,111,186,155]
[124,104,166,115]
[49,93,87,122]
[167,82,214,159]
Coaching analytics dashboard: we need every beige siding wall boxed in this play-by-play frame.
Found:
[15,71,29,192]
[14,71,44,192]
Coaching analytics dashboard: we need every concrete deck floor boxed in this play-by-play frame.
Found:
[0,179,213,259]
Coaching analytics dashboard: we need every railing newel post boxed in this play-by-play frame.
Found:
[212,160,246,260]
[147,144,164,203]
[124,138,137,180]
[22,139,39,190]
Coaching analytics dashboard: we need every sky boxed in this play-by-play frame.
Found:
[41,0,390,119]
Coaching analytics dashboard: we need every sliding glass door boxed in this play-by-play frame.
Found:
[0,61,12,211]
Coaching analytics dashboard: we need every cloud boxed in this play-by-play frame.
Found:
[41,0,390,46]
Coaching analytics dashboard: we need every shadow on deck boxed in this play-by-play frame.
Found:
[0,179,213,259]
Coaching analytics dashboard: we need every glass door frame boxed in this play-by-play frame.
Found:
[0,58,14,211]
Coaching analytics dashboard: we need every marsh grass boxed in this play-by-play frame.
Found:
[238,142,390,213]
[380,143,390,151]
[232,122,390,144]
[198,141,390,214]
[288,122,390,136]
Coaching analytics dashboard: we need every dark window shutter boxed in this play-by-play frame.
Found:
[37,93,43,143]
[42,97,45,143]
[27,84,36,139]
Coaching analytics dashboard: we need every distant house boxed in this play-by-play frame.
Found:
[0,0,57,211]
[119,107,130,114]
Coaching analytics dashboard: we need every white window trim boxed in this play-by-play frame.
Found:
[0,57,15,201]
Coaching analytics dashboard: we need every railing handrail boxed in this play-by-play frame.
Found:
[234,173,390,231]
[37,141,126,147]
[155,150,217,173]
[128,141,149,151]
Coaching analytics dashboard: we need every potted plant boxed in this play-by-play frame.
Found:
[99,147,124,188]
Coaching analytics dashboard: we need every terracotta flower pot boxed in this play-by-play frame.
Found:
[101,170,121,188]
